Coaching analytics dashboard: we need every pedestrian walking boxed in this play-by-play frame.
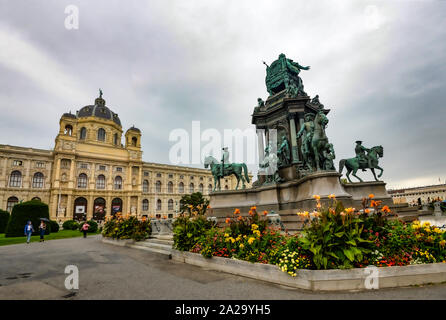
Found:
[81,221,90,238]
[39,221,46,242]
[24,221,34,244]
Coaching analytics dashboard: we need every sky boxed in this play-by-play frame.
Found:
[0,0,445,189]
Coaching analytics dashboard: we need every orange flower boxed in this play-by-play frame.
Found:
[207,205,211,209]
[328,194,336,199]
[250,206,257,211]
[381,205,391,213]
[225,218,231,224]
[316,202,321,209]
[248,210,254,216]
[312,195,321,200]
[263,210,268,216]
[368,194,375,199]
[365,208,371,214]
[237,215,243,221]
[234,208,240,215]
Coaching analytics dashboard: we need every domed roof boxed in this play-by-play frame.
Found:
[127,125,141,133]
[61,112,77,119]
[76,93,121,126]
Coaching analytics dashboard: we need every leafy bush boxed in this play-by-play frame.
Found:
[102,214,151,241]
[62,220,80,230]
[49,220,60,233]
[79,220,98,233]
[0,209,10,233]
[173,214,215,251]
[180,192,210,216]
[5,200,51,237]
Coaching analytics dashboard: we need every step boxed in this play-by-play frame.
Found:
[146,238,174,246]
[151,234,173,241]
[139,241,172,251]
[128,244,172,257]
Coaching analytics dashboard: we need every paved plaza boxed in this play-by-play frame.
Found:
[0,236,445,300]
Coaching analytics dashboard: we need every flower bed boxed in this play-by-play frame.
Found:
[102,213,151,241]
[173,195,446,277]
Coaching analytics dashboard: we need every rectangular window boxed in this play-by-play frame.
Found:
[144,171,149,176]
[99,165,106,171]
[13,160,23,166]
[61,159,71,169]
[36,162,45,168]
[116,167,123,172]
[168,174,173,179]
[156,173,162,177]
[80,163,88,169]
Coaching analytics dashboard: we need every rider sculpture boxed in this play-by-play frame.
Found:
[355,140,372,171]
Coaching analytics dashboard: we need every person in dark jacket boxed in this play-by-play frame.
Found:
[24,221,34,244]
[39,221,46,242]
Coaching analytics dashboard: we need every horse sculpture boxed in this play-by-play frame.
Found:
[204,156,250,191]
[339,145,384,182]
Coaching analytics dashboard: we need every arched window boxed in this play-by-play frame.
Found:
[208,184,213,194]
[143,180,149,193]
[199,183,204,193]
[79,127,87,140]
[178,182,184,193]
[157,199,162,210]
[32,172,44,188]
[96,174,106,189]
[6,196,18,212]
[189,183,194,193]
[97,128,106,142]
[32,197,41,201]
[225,185,229,190]
[64,125,73,136]
[168,181,173,193]
[114,133,119,145]
[78,173,88,188]
[156,180,161,193]
[142,199,149,211]
[114,176,122,190]
[132,137,137,146]
[168,199,174,210]
[9,171,22,187]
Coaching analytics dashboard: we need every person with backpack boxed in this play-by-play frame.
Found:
[81,221,90,238]
[24,221,35,244]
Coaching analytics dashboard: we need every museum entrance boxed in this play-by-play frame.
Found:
[111,197,123,217]
[93,197,106,221]
[73,197,87,221]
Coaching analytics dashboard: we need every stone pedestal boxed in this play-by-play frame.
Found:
[433,202,443,217]
[342,181,393,207]
[209,171,353,219]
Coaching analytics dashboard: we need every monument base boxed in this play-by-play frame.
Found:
[341,181,393,207]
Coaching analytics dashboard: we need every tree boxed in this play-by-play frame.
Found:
[179,192,210,216]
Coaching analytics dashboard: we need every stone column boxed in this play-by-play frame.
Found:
[66,194,72,221]
[288,115,299,163]
[256,128,265,165]
[87,195,94,220]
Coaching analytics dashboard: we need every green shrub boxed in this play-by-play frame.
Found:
[0,209,10,233]
[49,220,60,233]
[102,215,151,241]
[62,220,80,230]
[173,214,215,251]
[5,200,51,237]
[79,220,98,233]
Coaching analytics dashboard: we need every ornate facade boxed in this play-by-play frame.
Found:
[0,94,243,221]
[388,184,446,205]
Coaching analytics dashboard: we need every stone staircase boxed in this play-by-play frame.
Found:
[128,234,173,257]
[390,203,431,222]
[277,209,305,234]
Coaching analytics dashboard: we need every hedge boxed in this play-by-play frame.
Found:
[5,200,51,237]
[50,220,60,233]
[62,220,80,230]
[0,209,10,233]
[79,220,98,233]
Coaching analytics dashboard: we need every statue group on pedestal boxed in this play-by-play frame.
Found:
[297,111,335,172]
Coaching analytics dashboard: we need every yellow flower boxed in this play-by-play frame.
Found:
[316,203,322,209]
[312,195,321,200]
[328,194,336,199]
[239,243,244,249]
[440,240,446,247]
[224,233,229,237]
[248,237,255,245]
[251,223,258,230]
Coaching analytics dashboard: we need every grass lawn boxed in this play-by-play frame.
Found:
[0,230,100,246]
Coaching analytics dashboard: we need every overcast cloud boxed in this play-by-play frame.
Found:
[0,0,445,189]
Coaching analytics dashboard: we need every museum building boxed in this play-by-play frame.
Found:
[0,94,240,221]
